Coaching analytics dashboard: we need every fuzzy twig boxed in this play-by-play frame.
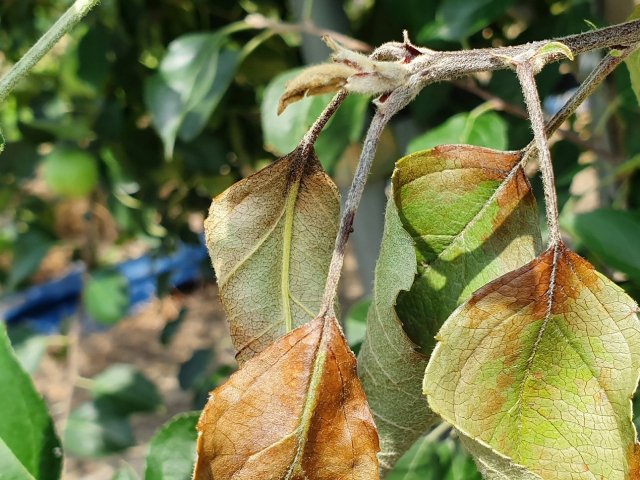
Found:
[0,0,100,103]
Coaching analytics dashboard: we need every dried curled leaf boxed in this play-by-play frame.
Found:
[278,36,410,114]
[205,144,340,364]
[424,242,640,479]
[193,315,380,480]
[277,63,358,115]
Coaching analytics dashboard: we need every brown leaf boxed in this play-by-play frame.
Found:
[277,63,357,115]
[193,315,380,480]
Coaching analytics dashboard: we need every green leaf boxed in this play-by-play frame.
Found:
[83,271,130,325]
[345,297,371,354]
[144,412,200,480]
[7,325,48,374]
[406,108,507,155]
[7,229,55,290]
[64,400,135,458]
[358,145,541,473]
[573,208,640,284]
[424,243,640,479]
[204,143,340,365]
[261,68,368,172]
[91,364,162,415]
[0,323,62,480]
[145,33,241,159]
[178,349,213,391]
[419,0,515,42]
[112,462,140,480]
[387,433,481,480]
[160,308,188,345]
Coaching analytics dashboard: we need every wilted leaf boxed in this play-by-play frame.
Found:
[278,63,357,115]
[358,145,541,473]
[204,143,340,364]
[0,323,62,480]
[424,242,640,479]
[193,315,379,480]
[144,412,200,480]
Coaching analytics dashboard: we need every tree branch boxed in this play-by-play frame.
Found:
[0,0,100,103]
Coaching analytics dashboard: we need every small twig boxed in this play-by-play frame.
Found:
[0,0,100,103]
[245,13,372,52]
[517,60,562,246]
[302,90,348,147]
[452,79,620,162]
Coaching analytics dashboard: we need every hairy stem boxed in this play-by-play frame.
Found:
[517,61,562,247]
[0,0,100,103]
[320,108,391,317]
[302,90,348,147]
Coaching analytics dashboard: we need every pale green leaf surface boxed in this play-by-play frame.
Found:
[358,145,541,475]
[424,243,640,479]
[0,323,62,480]
[205,144,340,364]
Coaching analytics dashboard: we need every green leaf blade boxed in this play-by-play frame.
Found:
[0,323,62,480]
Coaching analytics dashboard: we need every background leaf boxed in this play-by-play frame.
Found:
[91,364,162,415]
[144,412,200,480]
[0,323,62,480]
[83,271,130,325]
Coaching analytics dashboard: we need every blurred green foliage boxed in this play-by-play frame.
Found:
[2,0,640,477]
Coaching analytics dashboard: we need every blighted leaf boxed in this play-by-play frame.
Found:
[0,323,62,480]
[278,63,357,115]
[193,315,379,480]
[144,412,200,480]
[358,145,541,473]
[204,144,340,364]
[277,36,409,114]
[424,243,640,479]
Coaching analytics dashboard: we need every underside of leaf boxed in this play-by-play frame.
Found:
[425,242,640,479]
[193,315,380,480]
[357,145,542,475]
[205,144,340,364]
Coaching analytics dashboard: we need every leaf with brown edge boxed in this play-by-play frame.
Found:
[192,314,380,480]
[204,143,340,365]
[357,145,541,475]
[424,242,640,479]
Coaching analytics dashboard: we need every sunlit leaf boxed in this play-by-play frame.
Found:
[262,69,368,172]
[144,412,200,480]
[0,323,62,480]
[204,143,340,364]
[193,315,379,480]
[407,109,507,155]
[145,32,241,158]
[358,145,541,473]
[424,242,640,479]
